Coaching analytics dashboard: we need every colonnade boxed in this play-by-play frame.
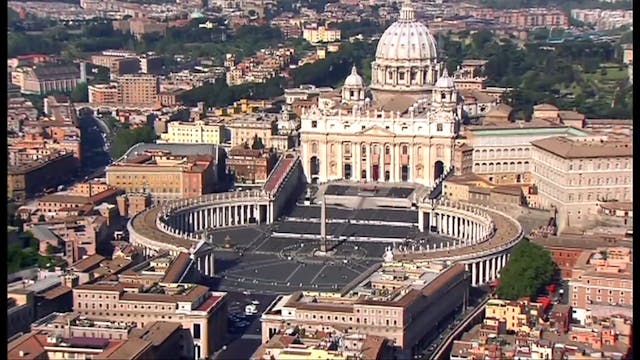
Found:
[165,202,274,234]
[195,253,215,277]
[464,253,510,287]
[420,211,493,245]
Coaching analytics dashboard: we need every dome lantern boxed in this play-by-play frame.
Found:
[399,1,416,22]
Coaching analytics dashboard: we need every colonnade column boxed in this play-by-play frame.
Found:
[485,259,491,282]
[491,257,497,279]
[418,211,424,232]
[478,259,484,286]
[471,262,477,287]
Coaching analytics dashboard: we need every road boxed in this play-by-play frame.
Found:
[213,292,277,360]
[78,114,112,179]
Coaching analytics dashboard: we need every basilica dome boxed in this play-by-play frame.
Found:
[369,1,443,101]
[375,4,438,63]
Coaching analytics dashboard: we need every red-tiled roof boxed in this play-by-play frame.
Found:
[162,252,192,283]
[264,156,296,194]
[197,295,223,311]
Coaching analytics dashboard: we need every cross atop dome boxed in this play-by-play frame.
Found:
[399,0,416,22]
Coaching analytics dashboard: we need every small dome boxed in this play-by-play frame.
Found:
[375,2,438,63]
[344,65,364,87]
[435,68,454,88]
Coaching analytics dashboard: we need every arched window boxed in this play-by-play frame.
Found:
[402,145,408,155]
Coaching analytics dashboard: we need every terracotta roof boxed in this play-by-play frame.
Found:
[296,302,354,313]
[491,185,523,196]
[128,321,182,346]
[71,254,106,272]
[534,103,559,111]
[39,193,90,205]
[558,110,585,120]
[162,252,192,283]
[197,294,224,311]
[95,338,150,359]
[39,285,72,300]
[8,333,47,360]
[361,335,386,360]
[531,137,632,159]
[530,235,632,250]
[264,155,297,194]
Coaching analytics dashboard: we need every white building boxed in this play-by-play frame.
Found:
[299,2,461,186]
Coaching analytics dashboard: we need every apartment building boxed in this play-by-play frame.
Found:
[15,64,83,95]
[139,54,164,74]
[10,319,184,359]
[284,84,334,104]
[26,216,110,264]
[106,149,219,204]
[227,147,277,184]
[90,54,140,76]
[158,120,225,145]
[261,262,470,358]
[530,136,633,231]
[72,282,227,359]
[484,298,544,332]
[117,74,159,105]
[7,274,74,340]
[7,97,39,133]
[457,6,569,28]
[569,247,633,324]
[227,113,277,149]
[252,333,389,360]
[89,84,122,104]
[8,152,78,201]
[302,25,342,44]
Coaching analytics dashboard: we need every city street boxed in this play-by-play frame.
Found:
[213,292,277,360]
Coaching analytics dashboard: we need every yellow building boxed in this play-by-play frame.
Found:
[485,299,542,332]
[275,347,348,360]
[214,99,271,117]
[159,120,225,144]
[302,25,341,44]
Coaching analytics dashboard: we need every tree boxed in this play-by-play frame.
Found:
[45,243,58,255]
[497,239,558,300]
[70,82,89,103]
[251,135,265,150]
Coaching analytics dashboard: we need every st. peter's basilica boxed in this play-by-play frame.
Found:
[300,1,462,186]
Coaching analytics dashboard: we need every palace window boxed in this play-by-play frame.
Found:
[437,123,443,132]
[311,121,317,128]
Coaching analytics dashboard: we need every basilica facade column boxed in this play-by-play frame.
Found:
[366,144,372,181]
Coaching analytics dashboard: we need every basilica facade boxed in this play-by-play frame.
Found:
[300,2,461,186]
